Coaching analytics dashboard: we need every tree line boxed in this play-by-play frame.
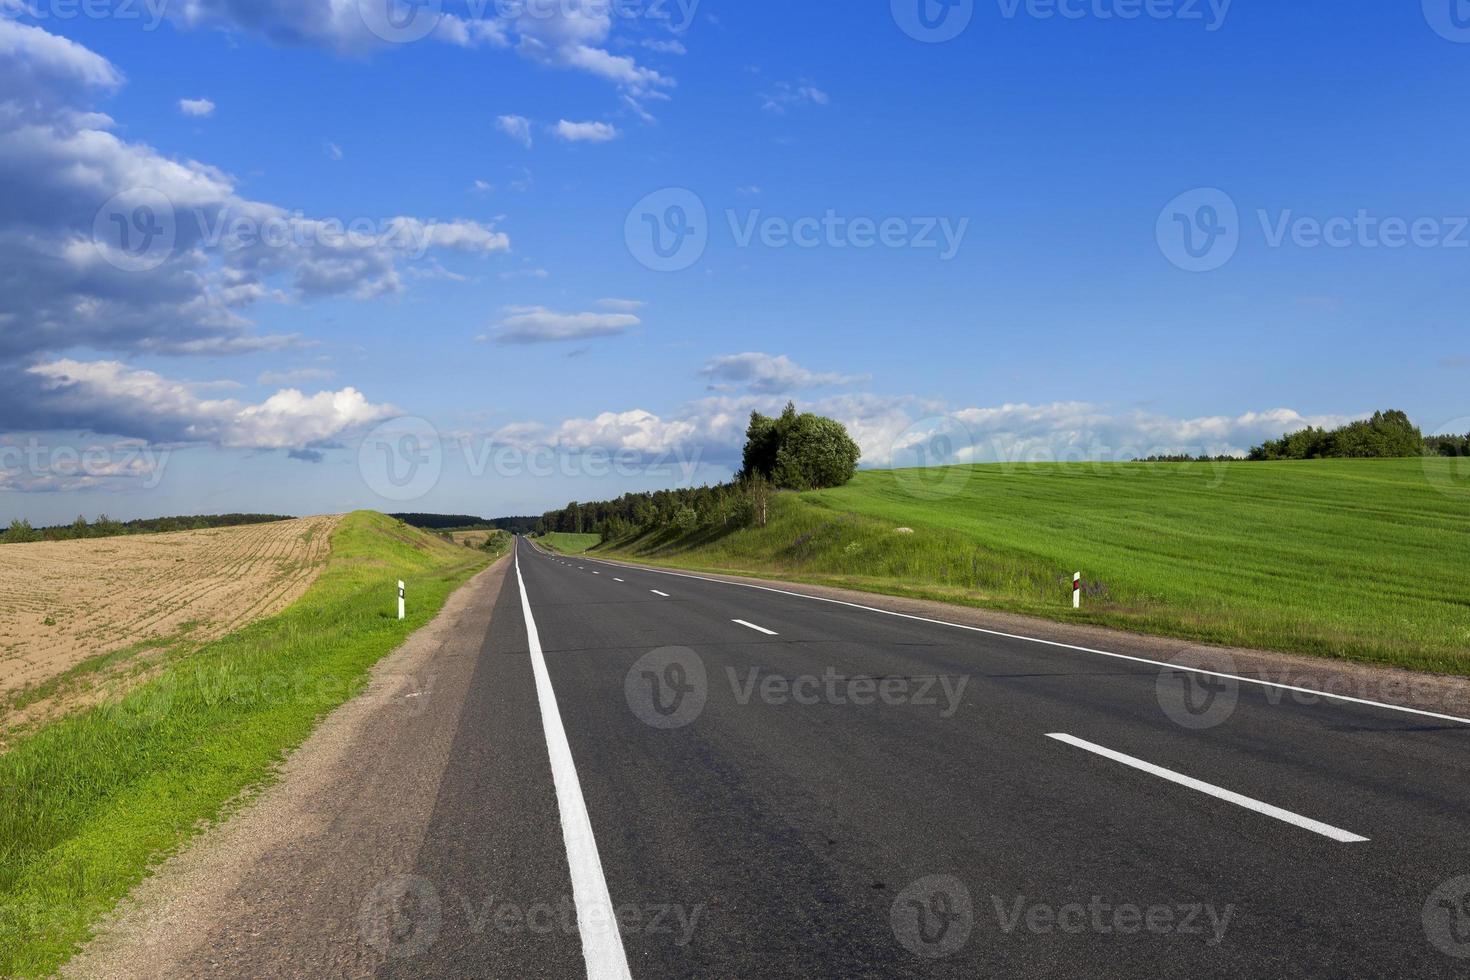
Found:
[537,405,861,542]
[2,513,290,545]
[1140,410,1466,462]
[1247,410,1456,460]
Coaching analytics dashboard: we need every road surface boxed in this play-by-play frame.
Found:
[386,537,1470,978]
[69,536,1470,978]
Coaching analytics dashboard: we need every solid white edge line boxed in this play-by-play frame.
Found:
[1047,733,1369,843]
[572,555,1470,728]
[514,544,634,980]
[733,619,779,636]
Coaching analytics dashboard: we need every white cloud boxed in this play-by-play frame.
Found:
[258,367,335,387]
[762,80,829,113]
[179,97,215,118]
[0,22,511,377]
[643,39,687,55]
[386,217,510,254]
[597,297,644,311]
[489,396,1366,470]
[324,141,343,160]
[497,114,533,148]
[553,119,619,143]
[25,360,395,453]
[487,306,640,344]
[701,353,868,395]
[160,2,672,106]
[0,18,124,99]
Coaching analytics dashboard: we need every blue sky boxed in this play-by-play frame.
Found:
[1,0,1467,524]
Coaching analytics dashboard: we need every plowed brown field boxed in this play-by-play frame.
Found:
[0,517,340,715]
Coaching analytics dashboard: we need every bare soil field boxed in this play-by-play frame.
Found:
[449,529,494,547]
[0,516,340,731]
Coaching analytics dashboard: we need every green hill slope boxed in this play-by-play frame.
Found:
[601,459,1470,673]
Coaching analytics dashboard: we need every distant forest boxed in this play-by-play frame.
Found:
[2,513,291,545]
[390,513,541,534]
[1143,410,1468,463]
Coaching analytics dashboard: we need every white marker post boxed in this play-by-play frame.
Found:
[398,580,406,621]
[1073,572,1081,610]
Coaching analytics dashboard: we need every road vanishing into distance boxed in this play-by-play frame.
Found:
[380,537,1470,978]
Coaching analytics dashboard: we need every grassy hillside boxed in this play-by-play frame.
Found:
[601,459,1470,674]
[0,512,491,977]
[536,532,603,554]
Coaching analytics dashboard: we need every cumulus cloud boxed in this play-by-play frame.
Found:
[701,353,868,395]
[497,114,533,147]
[762,80,829,113]
[485,306,640,344]
[487,396,1366,471]
[160,1,673,105]
[553,119,619,142]
[258,367,335,386]
[0,21,510,376]
[179,97,216,117]
[22,360,395,453]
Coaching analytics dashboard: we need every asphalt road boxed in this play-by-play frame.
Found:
[371,537,1470,978]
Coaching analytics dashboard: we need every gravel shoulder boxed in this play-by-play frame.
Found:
[61,555,511,980]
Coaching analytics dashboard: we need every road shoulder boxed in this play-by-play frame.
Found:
[62,556,514,980]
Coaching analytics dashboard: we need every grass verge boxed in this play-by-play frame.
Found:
[598,460,1470,675]
[0,512,490,977]
[535,532,602,554]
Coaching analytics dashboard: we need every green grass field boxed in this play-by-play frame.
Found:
[0,512,490,978]
[536,531,603,554]
[602,459,1470,674]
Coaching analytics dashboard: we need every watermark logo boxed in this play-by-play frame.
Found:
[625,647,708,728]
[726,667,969,717]
[891,875,975,958]
[888,415,979,501]
[626,188,709,272]
[359,875,443,958]
[1424,876,1470,958]
[1156,647,1239,730]
[92,187,177,272]
[1424,0,1470,43]
[994,895,1234,943]
[1160,189,1470,272]
[1157,188,1239,272]
[358,416,444,502]
[892,0,974,43]
[103,676,177,731]
[357,0,446,44]
[1422,417,1470,498]
[997,0,1232,30]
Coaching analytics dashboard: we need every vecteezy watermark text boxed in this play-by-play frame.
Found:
[891,0,1232,42]
[624,647,972,728]
[625,188,970,272]
[358,875,705,959]
[1158,188,1470,272]
[4,0,170,30]
[0,439,169,492]
[357,416,704,503]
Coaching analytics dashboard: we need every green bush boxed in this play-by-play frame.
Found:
[742,403,861,490]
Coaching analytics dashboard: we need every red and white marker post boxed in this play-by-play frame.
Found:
[1072,572,1081,609]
